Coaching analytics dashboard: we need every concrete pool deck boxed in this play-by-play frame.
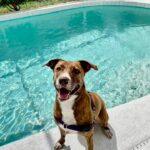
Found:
[1,94,150,150]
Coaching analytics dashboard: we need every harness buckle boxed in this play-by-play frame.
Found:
[64,124,68,129]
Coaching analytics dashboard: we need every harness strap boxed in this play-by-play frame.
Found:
[54,116,93,132]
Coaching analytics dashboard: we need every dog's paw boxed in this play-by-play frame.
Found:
[103,127,113,139]
[54,142,62,150]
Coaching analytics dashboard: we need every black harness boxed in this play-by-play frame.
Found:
[54,92,95,132]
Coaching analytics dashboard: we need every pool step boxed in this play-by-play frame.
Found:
[1,94,150,150]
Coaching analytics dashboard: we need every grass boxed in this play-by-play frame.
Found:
[0,0,77,14]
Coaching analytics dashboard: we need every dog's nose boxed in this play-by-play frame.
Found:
[59,77,69,85]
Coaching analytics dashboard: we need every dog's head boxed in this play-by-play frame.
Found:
[44,59,98,101]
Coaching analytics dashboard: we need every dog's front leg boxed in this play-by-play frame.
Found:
[83,131,94,150]
[86,135,93,150]
[54,127,66,150]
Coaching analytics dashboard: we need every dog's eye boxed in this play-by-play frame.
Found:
[56,67,61,71]
[73,68,80,74]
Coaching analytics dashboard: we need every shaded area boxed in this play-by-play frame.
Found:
[78,124,117,150]
[45,124,117,150]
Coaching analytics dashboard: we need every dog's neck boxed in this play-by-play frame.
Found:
[73,86,93,125]
[73,83,86,102]
[54,82,92,125]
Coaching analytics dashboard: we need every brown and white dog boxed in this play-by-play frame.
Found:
[45,59,113,150]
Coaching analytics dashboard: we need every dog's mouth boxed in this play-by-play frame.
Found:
[57,88,70,101]
[56,85,80,101]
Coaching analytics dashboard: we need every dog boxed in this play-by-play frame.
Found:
[44,59,113,150]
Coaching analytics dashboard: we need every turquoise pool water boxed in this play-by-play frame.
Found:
[0,5,150,146]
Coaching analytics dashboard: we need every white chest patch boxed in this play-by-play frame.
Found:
[59,95,77,125]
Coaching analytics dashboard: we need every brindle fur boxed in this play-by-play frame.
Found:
[45,59,112,150]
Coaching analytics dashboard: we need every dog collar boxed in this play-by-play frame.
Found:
[54,116,93,132]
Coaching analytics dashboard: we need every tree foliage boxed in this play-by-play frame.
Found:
[0,0,29,6]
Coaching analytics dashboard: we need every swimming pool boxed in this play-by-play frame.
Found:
[0,5,150,146]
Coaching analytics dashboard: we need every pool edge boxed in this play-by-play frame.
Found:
[0,0,150,22]
[1,94,150,150]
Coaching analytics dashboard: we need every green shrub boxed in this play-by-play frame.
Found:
[0,0,35,6]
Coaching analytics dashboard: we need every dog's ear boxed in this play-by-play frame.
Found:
[79,60,98,73]
[43,58,62,70]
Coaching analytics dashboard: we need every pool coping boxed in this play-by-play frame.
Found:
[1,94,150,150]
[0,0,150,22]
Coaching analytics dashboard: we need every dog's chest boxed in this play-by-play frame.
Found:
[59,95,77,125]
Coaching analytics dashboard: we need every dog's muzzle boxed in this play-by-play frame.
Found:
[55,82,80,101]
